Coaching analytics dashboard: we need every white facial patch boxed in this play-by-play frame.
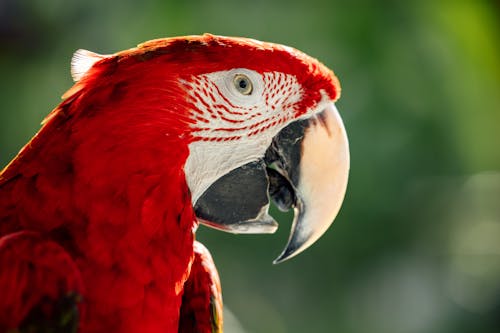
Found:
[180,69,302,142]
[182,69,306,204]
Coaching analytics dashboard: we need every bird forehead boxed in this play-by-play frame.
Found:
[104,34,340,106]
[133,34,322,78]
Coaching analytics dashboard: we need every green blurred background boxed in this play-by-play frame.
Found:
[1,0,500,332]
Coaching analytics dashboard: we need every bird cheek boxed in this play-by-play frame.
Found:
[193,160,278,234]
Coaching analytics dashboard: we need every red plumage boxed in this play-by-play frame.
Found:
[0,232,84,329]
[0,34,340,332]
[179,242,222,333]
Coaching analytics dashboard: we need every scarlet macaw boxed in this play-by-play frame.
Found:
[0,34,349,333]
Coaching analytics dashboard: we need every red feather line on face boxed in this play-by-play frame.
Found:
[180,69,302,142]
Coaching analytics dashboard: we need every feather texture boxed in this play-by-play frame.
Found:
[70,49,108,82]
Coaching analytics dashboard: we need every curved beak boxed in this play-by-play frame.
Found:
[269,103,350,263]
[194,102,349,263]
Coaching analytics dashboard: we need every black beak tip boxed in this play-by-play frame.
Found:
[272,253,288,265]
[272,241,300,264]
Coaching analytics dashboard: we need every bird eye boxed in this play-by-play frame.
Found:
[233,74,253,95]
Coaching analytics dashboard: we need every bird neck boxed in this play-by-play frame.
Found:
[0,101,198,332]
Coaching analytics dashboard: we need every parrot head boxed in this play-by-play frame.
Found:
[68,34,349,263]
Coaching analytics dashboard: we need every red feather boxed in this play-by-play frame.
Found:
[179,242,223,333]
[0,231,84,331]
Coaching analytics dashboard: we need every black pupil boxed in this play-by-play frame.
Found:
[238,79,247,89]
